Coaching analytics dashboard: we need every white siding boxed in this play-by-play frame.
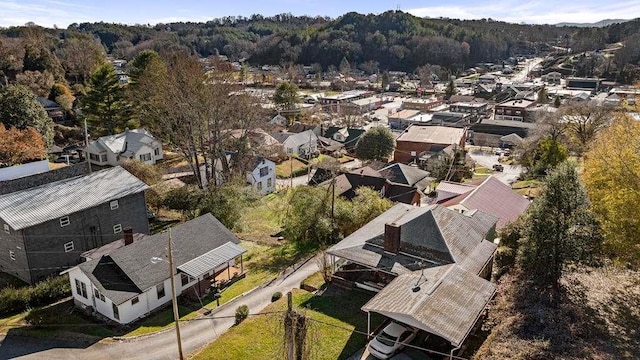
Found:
[67,268,93,308]
[247,160,276,195]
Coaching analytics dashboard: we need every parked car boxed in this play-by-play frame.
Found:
[367,322,419,359]
[493,164,504,172]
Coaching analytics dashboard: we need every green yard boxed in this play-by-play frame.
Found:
[512,179,543,198]
[276,158,308,178]
[192,288,382,360]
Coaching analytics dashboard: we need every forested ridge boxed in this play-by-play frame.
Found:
[2,11,639,74]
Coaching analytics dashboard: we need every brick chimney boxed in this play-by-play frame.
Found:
[123,227,134,246]
[384,223,401,254]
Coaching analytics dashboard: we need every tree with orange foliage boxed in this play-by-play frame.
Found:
[0,124,47,166]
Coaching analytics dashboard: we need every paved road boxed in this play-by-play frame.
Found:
[0,259,320,360]
[468,150,522,185]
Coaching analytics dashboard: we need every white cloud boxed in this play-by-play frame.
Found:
[408,1,640,24]
[0,0,94,27]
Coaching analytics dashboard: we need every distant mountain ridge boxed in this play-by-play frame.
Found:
[555,19,629,27]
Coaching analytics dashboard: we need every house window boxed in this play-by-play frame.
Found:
[267,178,272,188]
[181,273,192,287]
[75,279,87,298]
[259,167,269,177]
[154,148,160,156]
[131,297,139,305]
[139,153,152,162]
[257,181,263,191]
[94,288,105,301]
[60,216,70,227]
[3,224,9,234]
[64,241,74,253]
[9,250,15,261]
[113,224,122,234]
[110,200,119,210]
[112,303,119,320]
[89,153,100,162]
[157,283,165,299]
[100,154,107,162]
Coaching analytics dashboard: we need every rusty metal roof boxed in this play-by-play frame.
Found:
[362,264,496,347]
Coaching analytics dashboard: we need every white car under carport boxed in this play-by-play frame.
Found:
[367,322,418,359]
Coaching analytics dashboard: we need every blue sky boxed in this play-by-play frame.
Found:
[1,0,638,28]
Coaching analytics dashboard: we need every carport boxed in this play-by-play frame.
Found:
[361,264,496,359]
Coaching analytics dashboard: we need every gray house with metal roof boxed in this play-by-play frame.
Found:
[327,203,498,356]
[0,167,150,284]
[64,214,245,324]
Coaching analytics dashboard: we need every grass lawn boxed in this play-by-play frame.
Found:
[124,305,195,337]
[192,288,382,360]
[276,158,308,178]
[474,166,492,175]
[234,191,289,244]
[512,179,543,198]
[466,173,490,183]
[301,272,326,291]
[159,151,204,173]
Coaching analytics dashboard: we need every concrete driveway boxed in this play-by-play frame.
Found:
[0,258,320,360]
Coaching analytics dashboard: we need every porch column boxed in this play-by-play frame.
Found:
[367,311,371,340]
[240,255,244,273]
[227,261,231,280]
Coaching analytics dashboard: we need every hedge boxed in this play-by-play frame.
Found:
[0,275,71,316]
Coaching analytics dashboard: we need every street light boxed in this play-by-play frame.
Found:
[151,229,184,360]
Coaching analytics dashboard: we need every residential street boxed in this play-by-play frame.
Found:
[0,258,320,360]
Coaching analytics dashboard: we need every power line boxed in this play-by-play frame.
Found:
[304,317,469,360]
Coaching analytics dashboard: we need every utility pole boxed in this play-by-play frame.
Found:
[286,291,294,360]
[168,230,184,360]
[330,171,336,239]
[290,154,293,188]
[84,118,92,173]
[307,131,313,183]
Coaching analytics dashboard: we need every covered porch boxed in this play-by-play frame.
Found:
[177,242,246,297]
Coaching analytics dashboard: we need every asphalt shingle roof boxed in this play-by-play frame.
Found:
[379,163,434,187]
[0,167,148,230]
[327,204,498,274]
[78,213,244,305]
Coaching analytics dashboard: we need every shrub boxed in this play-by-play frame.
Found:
[235,304,249,324]
[120,159,163,185]
[0,275,71,316]
[271,292,283,302]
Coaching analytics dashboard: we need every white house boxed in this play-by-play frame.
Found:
[86,128,163,167]
[246,157,276,194]
[63,214,245,325]
[200,155,276,194]
[271,130,319,157]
